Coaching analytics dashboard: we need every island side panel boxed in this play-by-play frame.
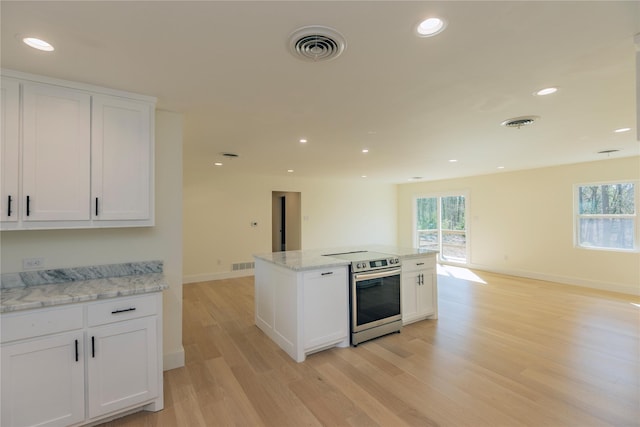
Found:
[254,259,301,361]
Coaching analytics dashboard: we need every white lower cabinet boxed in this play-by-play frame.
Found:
[0,293,163,427]
[1,331,86,427]
[87,316,158,418]
[254,259,349,362]
[401,255,438,325]
[303,268,349,353]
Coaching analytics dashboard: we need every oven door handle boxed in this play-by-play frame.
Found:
[354,268,402,281]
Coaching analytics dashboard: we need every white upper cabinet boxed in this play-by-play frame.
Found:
[22,82,91,221]
[92,95,153,221]
[0,70,156,230]
[0,77,20,222]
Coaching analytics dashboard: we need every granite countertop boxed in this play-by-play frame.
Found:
[254,245,438,271]
[1,261,168,314]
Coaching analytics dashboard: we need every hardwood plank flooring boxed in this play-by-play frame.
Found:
[101,267,640,426]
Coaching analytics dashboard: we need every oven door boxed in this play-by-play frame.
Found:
[351,267,402,333]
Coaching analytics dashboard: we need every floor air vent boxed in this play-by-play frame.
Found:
[232,262,255,271]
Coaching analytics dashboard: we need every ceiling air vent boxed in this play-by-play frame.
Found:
[500,116,539,129]
[288,26,346,62]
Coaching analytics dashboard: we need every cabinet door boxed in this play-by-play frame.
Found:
[402,267,437,324]
[91,95,152,221]
[87,316,158,418]
[1,78,20,222]
[303,267,349,351]
[1,332,85,427]
[22,83,91,221]
[401,269,421,323]
[418,268,436,317]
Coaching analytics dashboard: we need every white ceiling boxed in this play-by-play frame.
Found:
[2,1,639,183]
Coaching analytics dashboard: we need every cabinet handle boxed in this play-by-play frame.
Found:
[26,196,30,216]
[7,195,12,217]
[75,339,79,362]
[111,307,136,314]
[321,272,334,276]
[92,336,95,358]
[416,262,425,266]
[95,197,99,216]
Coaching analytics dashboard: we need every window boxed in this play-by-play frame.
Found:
[415,193,468,263]
[575,181,638,251]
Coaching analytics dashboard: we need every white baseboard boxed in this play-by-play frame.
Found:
[460,262,640,296]
[163,346,185,371]
[183,269,254,285]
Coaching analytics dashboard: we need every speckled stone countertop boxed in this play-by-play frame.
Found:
[1,261,168,313]
[254,246,438,271]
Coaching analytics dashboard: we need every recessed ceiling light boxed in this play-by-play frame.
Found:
[497,166,505,169]
[22,37,54,51]
[299,138,307,143]
[361,175,367,178]
[416,17,446,37]
[614,127,631,133]
[449,159,458,163]
[287,169,294,173]
[362,149,369,153]
[214,162,223,166]
[534,87,558,96]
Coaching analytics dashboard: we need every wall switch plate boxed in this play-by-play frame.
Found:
[23,257,45,269]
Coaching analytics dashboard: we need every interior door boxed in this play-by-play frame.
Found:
[272,191,301,251]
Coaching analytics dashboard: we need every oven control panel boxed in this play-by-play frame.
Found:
[352,257,400,273]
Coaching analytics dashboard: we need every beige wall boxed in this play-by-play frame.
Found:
[0,110,185,369]
[183,170,397,283]
[398,156,640,295]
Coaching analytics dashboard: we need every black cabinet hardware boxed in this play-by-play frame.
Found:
[26,196,30,216]
[95,197,99,216]
[416,262,425,266]
[7,195,12,216]
[321,272,334,276]
[75,339,79,362]
[111,307,136,314]
[91,336,95,358]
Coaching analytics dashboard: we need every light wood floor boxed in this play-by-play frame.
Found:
[102,267,640,427]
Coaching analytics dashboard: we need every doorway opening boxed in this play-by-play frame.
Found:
[272,191,301,252]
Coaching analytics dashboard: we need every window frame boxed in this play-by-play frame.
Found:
[413,190,470,264]
[573,180,639,253]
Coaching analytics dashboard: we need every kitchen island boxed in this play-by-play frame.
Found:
[253,246,438,362]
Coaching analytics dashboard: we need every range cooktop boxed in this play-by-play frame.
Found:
[323,251,400,272]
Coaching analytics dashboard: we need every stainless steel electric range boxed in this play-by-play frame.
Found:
[324,251,402,346]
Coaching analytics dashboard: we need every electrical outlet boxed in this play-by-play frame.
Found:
[23,257,45,269]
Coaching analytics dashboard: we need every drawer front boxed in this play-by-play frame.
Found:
[302,266,348,281]
[1,305,83,343]
[401,256,436,273]
[88,294,158,327]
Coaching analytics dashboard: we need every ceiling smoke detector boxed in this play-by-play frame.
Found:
[288,26,346,62]
[500,116,539,129]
